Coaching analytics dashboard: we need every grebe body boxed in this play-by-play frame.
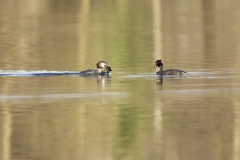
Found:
[156,69,187,76]
[153,60,187,76]
[79,61,112,76]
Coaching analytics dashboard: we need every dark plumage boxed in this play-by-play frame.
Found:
[106,66,112,72]
[153,60,187,76]
[79,69,109,76]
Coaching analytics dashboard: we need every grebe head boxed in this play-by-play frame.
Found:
[106,66,112,73]
[153,60,163,70]
[96,61,112,74]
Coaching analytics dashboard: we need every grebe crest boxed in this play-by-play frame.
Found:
[153,60,187,76]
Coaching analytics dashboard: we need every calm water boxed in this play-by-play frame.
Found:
[1,0,240,160]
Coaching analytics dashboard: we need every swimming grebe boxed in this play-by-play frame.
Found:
[153,60,187,76]
[79,61,112,76]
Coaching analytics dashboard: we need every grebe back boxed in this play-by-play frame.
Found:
[153,60,187,76]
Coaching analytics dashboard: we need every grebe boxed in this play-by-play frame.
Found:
[153,60,187,76]
[79,61,112,76]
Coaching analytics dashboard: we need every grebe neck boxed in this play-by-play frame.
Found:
[96,68,102,74]
[157,64,163,72]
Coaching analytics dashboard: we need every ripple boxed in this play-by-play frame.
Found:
[0,70,81,76]
[0,92,128,101]
[120,73,156,80]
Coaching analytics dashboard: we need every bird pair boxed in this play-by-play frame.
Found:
[93,60,187,76]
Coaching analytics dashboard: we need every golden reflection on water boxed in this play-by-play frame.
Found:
[1,106,12,160]
[233,101,240,160]
[0,0,240,160]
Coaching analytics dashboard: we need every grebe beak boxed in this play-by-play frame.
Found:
[152,64,156,70]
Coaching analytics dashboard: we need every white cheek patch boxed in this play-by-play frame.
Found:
[102,63,107,68]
